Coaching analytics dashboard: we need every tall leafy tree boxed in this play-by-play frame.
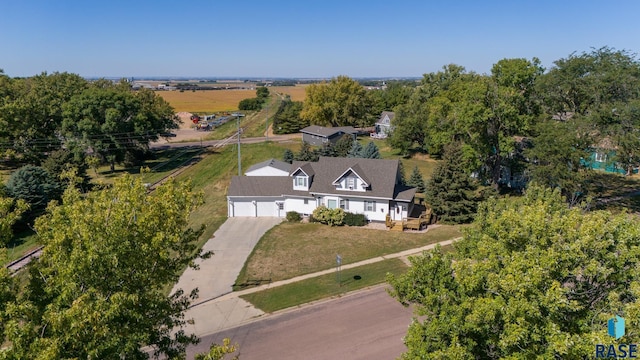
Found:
[425,143,478,223]
[389,185,640,359]
[1,174,207,359]
[0,196,28,246]
[525,119,592,205]
[0,72,88,163]
[62,82,179,171]
[300,76,373,127]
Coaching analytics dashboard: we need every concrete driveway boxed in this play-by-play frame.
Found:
[172,217,283,305]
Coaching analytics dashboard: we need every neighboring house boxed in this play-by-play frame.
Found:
[583,138,639,175]
[227,157,417,221]
[245,158,291,176]
[300,125,358,146]
[371,111,395,139]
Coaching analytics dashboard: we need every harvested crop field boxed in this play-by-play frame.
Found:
[156,89,255,113]
[270,85,307,101]
[156,86,307,113]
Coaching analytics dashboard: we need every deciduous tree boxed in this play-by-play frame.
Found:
[300,76,373,127]
[389,185,640,359]
[1,174,207,359]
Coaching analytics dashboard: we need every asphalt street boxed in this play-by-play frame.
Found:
[186,285,414,360]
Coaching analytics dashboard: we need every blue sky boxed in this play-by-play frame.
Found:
[2,0,639,78]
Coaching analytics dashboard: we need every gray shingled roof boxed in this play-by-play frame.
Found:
[245,158,291,174]
[300,125,357,137]
[377,111,395,124]
[305,157,400,199]
[229,157,414,201]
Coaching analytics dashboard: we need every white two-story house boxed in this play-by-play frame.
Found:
[227,157,416,222]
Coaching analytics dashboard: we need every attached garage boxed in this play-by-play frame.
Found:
[228,198,285,217]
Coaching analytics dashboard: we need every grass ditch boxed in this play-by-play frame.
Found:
[240,258,407,313]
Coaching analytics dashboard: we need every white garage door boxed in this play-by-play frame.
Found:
[256,201,275,217]
[232,201,255,217]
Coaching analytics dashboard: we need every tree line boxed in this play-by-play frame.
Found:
[272,47,640,205]
[0,72,179,170]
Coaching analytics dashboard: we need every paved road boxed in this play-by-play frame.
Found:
[186,285,413,360]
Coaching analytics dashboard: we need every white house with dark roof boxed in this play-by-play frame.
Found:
[227,157,416,221]
[300,125,358,146]
[372,111,395,139]
[245,158,291,176]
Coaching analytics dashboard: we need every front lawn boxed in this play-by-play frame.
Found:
[234,223,462,289]
[240,258,408,313]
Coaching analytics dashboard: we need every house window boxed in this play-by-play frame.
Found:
[317,197,323,206]
[340,199,349,210]
[347,177,355,190]
[304,199,309,205]
[295,176,307,187]
[365,201,376,212]
[327,199,337,209]
[596,152,607,162]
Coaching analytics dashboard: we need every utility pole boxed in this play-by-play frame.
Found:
[266,99,269,141]
[237,114,241,176]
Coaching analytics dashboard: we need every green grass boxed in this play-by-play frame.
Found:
[240,258,408,313]
[140,148,203,184]
[4,230,39,264]
[359,138,439,179]
[234,223,462,289]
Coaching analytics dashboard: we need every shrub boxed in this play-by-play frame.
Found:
[311,206,345,226]
[343,212,367,226]
[286,211,302,222]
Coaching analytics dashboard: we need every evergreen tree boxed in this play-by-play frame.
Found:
[282,149,294,164]
[6,165,62,224]
[347,140,364,158]
[425,143,478,223]
[334,134,353,157]
[398,160,407,186]
[295,142,319,162]
[407,165,426,193]
[317,144,336,157]
[361,141,381,159]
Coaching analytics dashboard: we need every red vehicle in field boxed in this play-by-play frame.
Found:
[191,114,201,124]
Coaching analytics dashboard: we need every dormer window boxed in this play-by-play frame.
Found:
[295,176,307,187]
[347,177,355,190]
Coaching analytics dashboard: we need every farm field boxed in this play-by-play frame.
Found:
[155,85,308,113]
[156,89,255,113]
[271,85,307,101]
